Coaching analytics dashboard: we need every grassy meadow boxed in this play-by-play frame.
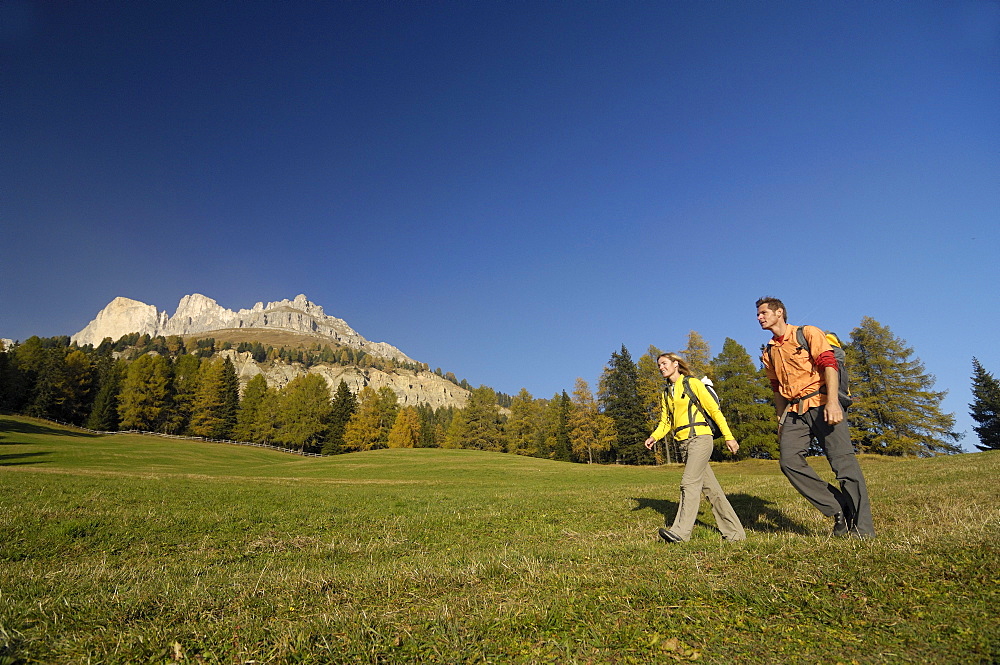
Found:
[1,415,997,664]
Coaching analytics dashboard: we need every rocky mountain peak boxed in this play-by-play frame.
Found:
[71,294,415,364]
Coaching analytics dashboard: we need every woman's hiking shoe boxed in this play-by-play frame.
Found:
[658,528,684,543]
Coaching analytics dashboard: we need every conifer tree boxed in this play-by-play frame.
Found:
[387,406,422,448]
[457,386,503,451]
[322,379,358,455]
[343,386,398,451]
[710,338,777,459]
[503,388,541,456]
[847,317,962,456]
[85,354,124,431]
[970,358,1000,451]
[188,357,238,439]
[233,374,270,442]
[118,354,173,432]
[569,378,615,463]
[168,354,203,434]
[636,345,671,462]
[598,345,649,464]
[681,331,712,380]
[274,373,332,452]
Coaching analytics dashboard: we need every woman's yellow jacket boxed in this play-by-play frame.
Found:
[650,376,735,442]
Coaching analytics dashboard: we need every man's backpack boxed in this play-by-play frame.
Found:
[676,375,723,439]
[767,326,852,408]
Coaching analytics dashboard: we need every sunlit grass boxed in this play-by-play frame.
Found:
[1,415,997,663]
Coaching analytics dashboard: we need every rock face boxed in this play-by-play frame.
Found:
[71,294,470,409]
[221,350,467,410]
[72,293,414,363]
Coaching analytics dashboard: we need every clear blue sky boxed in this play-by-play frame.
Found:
[3,1,998,449]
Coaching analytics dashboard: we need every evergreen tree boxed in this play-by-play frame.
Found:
[168,354,203,434]
[569,378,615,463]
[233,374,270,442]
[681,331,712,380]
[459,386,504,451]
[118,354,173,432]
[710,338,777,459]
[322,380,358,455]
[387,406,422,448]
[598,345,650,464]
[188,357,238,439]
[970,358,1000,451]
[847,317,962,456]
[85,354,124,431]
[274,373,332,452]
[442,410,467,449]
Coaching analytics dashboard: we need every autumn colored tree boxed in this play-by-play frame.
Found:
[503,388,541,456]
[343,386,398,451]
[681,331,712,380]
[568,378,615,463]
[387,406,422,448]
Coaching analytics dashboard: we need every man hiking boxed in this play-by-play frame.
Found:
[756,297,875,538]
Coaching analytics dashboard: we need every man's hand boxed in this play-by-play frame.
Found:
[725,439,739,454]
[644,436,657,450]
[824,400,844,425]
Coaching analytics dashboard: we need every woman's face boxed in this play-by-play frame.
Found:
[657,356,678,378]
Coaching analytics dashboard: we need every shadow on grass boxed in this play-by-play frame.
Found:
[632,493,811,536]
[0,451,51,466]
[0,418,99,440]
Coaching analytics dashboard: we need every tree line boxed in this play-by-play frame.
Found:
[1,316,997,459]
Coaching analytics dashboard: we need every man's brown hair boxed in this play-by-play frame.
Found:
[755,296,787,322]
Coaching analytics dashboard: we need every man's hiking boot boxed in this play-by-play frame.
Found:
[832,512,850,537]
[658,528,684,543]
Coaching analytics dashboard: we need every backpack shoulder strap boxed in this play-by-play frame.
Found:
[796,325,812,360]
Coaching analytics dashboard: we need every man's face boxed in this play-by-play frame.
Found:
[757,303,783,332]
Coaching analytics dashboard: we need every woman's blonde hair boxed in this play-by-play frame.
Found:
[657,352,694,377]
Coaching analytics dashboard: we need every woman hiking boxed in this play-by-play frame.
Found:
[644,352,746,543]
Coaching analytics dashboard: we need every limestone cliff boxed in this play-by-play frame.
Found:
[70,293,469,409]
[71,293,413,363]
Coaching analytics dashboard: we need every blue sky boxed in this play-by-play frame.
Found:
[3,1,998,449]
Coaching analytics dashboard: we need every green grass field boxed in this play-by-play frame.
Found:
[1,415,997,664]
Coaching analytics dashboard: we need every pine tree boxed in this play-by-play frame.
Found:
[568,378,615,463]
[970,358,1000,451]
[598,345,650,464]
[85,354,124,431]
[322,380,358,455]
[710,338,777,459]
[847,317,962,456]
[168,354,203,434]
